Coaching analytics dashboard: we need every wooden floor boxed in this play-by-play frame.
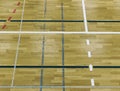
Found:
[0,0,120,91]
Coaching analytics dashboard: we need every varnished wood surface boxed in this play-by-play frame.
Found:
[1,34,120,66]
[0,88,120,91]
[0,34,120,91]
[0,0,120,91]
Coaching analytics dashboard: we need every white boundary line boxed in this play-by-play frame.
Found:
[11,0,26,86]
[0,86,120,88]
[82,0,88,32]
[1,31,120,34]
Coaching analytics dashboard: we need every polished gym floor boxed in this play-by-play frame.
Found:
[0,0,120,91]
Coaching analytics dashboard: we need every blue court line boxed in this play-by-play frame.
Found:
[40,23,46,91]
[40,0,47,91]
[1,85,120,88]
[40,69,43,91]
[61,3,65,91]
[40,35,45,91]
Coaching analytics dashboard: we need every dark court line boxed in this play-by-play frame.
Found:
[0,20,120,22]
[11,20,83,22]
[0,66,120,68]
[0,20,6,22]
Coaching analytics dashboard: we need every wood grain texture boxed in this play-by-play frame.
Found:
[0,0,120,91]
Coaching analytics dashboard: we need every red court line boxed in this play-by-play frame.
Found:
[13,9,16,13]
[1,1,21,30]
[2,24,7,29]
[8,16,12,21]
[17,2,21,6]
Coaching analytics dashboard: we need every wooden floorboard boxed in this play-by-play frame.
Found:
[0,0,120,91]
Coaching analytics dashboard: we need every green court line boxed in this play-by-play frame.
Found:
[0,66,120,68]
[11,20,83,22]
[1,20,120,22]
[0,20,6,22]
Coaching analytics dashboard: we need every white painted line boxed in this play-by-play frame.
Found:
[82,0,88,32]
[11,0,26,87]
[89,64,93,71]
[86,39,90,45]
[88,51,92,58]
[91,79,95,86]
[1,31,120,34]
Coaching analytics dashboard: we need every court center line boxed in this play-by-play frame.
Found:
[82,0,88,32]
[11,0,26,86]
[61,3,65,91]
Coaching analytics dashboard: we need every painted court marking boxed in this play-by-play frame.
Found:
[89,64,93,71]
[61,3,65,91]
[1,1,21,30]
[17,2,21,6]
[2,24,7,29]
[40,0,47,91]
[1,31,120,34]
[0,0,120,89]
[86,39,90,45]
[82,0,88,32]
[88,51,92,58]
[11,0,26,86]
[91,79,95,86]
[0,86,120,89]
[8,17,12,21]
[12,9,16,13]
